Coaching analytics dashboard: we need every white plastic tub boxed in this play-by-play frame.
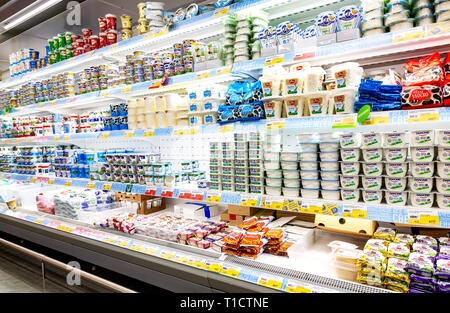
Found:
[264,152,280,160]
[437,194,450,209]
[284,97,305,118]
[361,133,383,148]
[320,142,340,151]
[264,160,280,170]
[304,91,329,115]
[284,179,301,188]
[281,161,298,170]
[361,176,382,190]
[299,152,318,161]
[265,186,282,196]
[320,151,339,161]
[385,191,408,206]
[321,189,340,200]
[301,188,320,199]
[384,148,407,162]
[283,187,300,197]
[411,147,435,162]
[329,88,358,114]
[260,76,281,97]
[321,171,340,180]
[341,148,360,161]
[283,73,305,96]
[385,177,407,191]
[302,179,320,189]
[329,63,363,89]
[386,162,408,177]
[437,130,450,147]
[300,161,318,170]
[411,130,435,147]
[437,162,450,178]
[340,133,361,148]
[341,162,360,176]
[264,100,283,119]
[341,189,360,202]
[281,152,298,161]
[283,170,300,179]
[411,162,434,178]
[266,134,281,144]
[409,177,434,193]
[266,169,283,178]
[362,162,383,177]
[304,67,326,93]
[263,143,282,152]
[299,143,318,152]
[266,178,283,187]
[362,190,382,204]
[321,180,340,190]
[383,132,407,148]
[362,148,383,162]
[410,192,434,208]
[340,176,359,189]
[300,171,319,180]
[436,178,450,195]
[320,162,339,171]
[297,134,318,143]
[438,147,450,162]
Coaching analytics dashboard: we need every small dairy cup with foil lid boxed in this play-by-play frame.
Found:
[337,5,362,30]
[314,11,338,36]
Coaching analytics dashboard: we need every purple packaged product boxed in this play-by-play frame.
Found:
[406,252,435,276]
[410,281,437,292]
[437,280,450,293]
[410,273,437,284]
[415,235,438,247]
[412,243,438,257]
[434,259,450,280]
[439,237,450,247]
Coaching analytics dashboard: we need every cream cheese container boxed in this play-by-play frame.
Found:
[384,148,407,162]
[361,176,382,190]
[386,162,408,177]
[437,130,450,147]
[362,190,382,204]
[321,189,340,200]
[321,180,340,190]
[284,178,300,187]
[411,130,435,146]
[283,170,300,179]
[320,142,340,151]
[264,152,280,160]
[411,147,435,162]
[438,147,450,161]
[283,187,299,197]
[383,132,407,148]
[302,179,320,189]
[437,162,450,178]
[320,151,339,161]
[340,176,359,189]
[436,178,450,195]
[321,171,340,180]
[411,162,434,178]
[341,162,360,176]
[341,189,360,202]
[409,177,433,193]
[264,160,280,170]
[362,148,383,162]
[281,161,298,170]
[341,148,360,161]
[385,177,407,191]
[437,194,450,209]
[266,178,282,187]
[300,161,318,170]
[362,162,383,177]
[410,192,434,208]
[320,132,340,142]
[299,152,318,161]
[361,133,383,148]
[340,133,361,148]
[320,161,340,171]
[301,188,319,199]
[266,169,283,178]
[385,191,407,206]
[281,152,298,161]
[299,143,318,152]
[301,170,319,180]
[265,186,282,196]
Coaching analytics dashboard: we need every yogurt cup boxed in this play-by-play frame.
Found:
[320,171,340,180]
[436,178,450,195]
[320,151,339,161]
[411,130,435,146]
[281,161,298,170]
[386,162,408,177]
[411,162,434,178]
[329,87,358,114]
[437,162,450,178]
[265,186,282,196]
[266,134,281,144]
[437,194,450,209]
[283,187,300,197]
[284,97,304,118]
[437,130,450,147]
[320,132,340,142]
[283,170,300,179]
[320,161,340,171]
[340,176,360,189]
[300,170,319,180]
[264,100,283,119]
[321,180,339,190]
[281,152,298,161]
[438,147,450,162]
[302,179,320,189]
[263,143,282,152]
[299,152,318,161]
[321,189,340,200]
[383,132,407,148]
[361,133,383,148]
[362,148,383,162]
[320,142,340,151]
[361,176,382,190]
[299,143,318,152]
[385,177,407,191]
[385,191,408,206]
[266,178,282,187]
[301,188,320,199]
[384,148,408,162]
[305,91,329,115]
[410,192,434,208]
[409,177,434,193]
[264,160,280,170]
[340,133,361,148]
[264,152,280,160]
[411,147,435,162]
[300,161,318,170]
[341,162,360,176]
[341,189,360,202]
[284,179,300,187]
[266,169,283,178]
[297,134,319,143]
[362,190,382,204]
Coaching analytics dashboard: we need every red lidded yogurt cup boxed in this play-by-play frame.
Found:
[105,14,117,30]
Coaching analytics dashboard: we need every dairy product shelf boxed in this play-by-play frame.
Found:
[2,173,449,228]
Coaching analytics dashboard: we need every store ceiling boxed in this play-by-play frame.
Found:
[0,0,194,78]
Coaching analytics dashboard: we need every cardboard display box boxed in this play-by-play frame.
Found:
[227,205,259,216]
[115,192,165,215]
[220,213,248,226]
[315,215,377,237]
[276,210,315,223]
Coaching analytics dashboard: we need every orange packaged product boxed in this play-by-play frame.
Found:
[224,248,241,256]
[277,241,295,256]
[238,216,259,230]
[404,52,444,87]
[239,246,262,255]
[246,220,269,233]
[240,233,263,246]
[223,243,240,250]
[264,228,285,239]
[222,231,245,246]
[240,251,260,260]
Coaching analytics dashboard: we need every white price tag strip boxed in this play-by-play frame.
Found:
[407,108,440,123]
[342,204,367,219]
[408,208,439,226]
[219,264,242,278]
[284,279,312,293]
[257,273,284,290]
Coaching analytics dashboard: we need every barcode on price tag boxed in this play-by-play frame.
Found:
[342,204,367,219]
[266,119,285,130]
[257,274,284,290]
[408,209,439,226]
[284,280,312,293]
[332,114,357,128]
[262,196,284,210]
[220,264,241,278]
[240,194,259,207]
[206,190,221,203]
[408,108,439,123]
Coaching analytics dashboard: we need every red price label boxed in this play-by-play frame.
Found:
[145,188,157,196]
[191,192,204,201]
[161,189,173,197]
[70,97,78,103]
[179,192,191,199]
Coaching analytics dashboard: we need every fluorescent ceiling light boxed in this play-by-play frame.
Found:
[3,0,63,30]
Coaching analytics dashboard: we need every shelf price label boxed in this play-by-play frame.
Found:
[99,133,110,140]
[284,280,312,293]
[206,190,221,203]
[426,21,450,36]
[300,200,323,214]
[114,240,131,248]
[408,209,439,226]
[218,125,233,133]
[142,130,155,137]
[264,56,284,67]
[30,177,37,183]
[172,253,189,264]
[219,264,241,278]
[142,246,158,256]
[407,108,439,123]
[123,131,134,138]
[160,188,174,198]
[257,274,284,290]
[85,182,95,190]
[52,136,60,142]
[173,128,187,136]
[203,260,222,272]
[215,66,231,76]
[342,204,367,219]
[262,196,284,210]
[266,120,285,130]
[121,87,132,94]
[240,194,259,207]
[129,244,144,252]
[362,111,390,125]
[392,26,426,43]
[145,187,157,196]
[189,127,199,135]
[187,257,205,268]
[332,114,357,128]
[103,237,117,244]
[158,250,174,260]
[213,6,229,17]
[64,181,72,187]
[102,183,112,192]
[47,179,54,185]
[100,90,110,97]
[196,71,211,80]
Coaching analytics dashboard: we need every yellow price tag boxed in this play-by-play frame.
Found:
[102,183,112,191]
[266,120,284,130]
[143,130,154,137]
[62,135,70,141]
[192,260,205,268]
[172,254,188,264]
[257,274,283,290]
[99,133,109,139]
[408,209,439,226]
[342,204,367,219]
[123,131,134,138]
[190,128,199,135]
[35,220,42,224]
[203,261,222,272]
[115,241,130,247]
[426,21,450,36]
[48,180,54,185]
[50,101,57,106]
[103,238,116,244]
[64,181,72,187]
[38,103,45,108]
[85,183,95,189]
[264,56,284,66]
[408,109,439,123]
[121,87,132,94]
[213,7,229,17]
[262,196,284,210]
[129,245,143,252]
[284,282,311,293]
[362,112,389,125]
[158,250,174,260]
[173,129,186,136]
[332,114,357,129]
[30,178,37,183]
[53,136,60,141]
[142,247,157,255]
[196,72,210,80]
[219,265,241,278]
[100,90,110,97]
[239,195,258,207]
[215,66,231,76]
[27,138,33,143]
[300,202,323,214]
[392,26,426,43]
[218,125,233,133]
[206,191,221,203]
